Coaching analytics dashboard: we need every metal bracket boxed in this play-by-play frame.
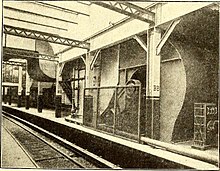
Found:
[156,19,181,55]
[80,56,86,65]
[59,62,65,76]
[90,49,101,70]
[133,35,148,53]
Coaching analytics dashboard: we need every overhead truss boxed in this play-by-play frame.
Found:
[92,1,155,25]
[3,47,59,62]
[3,25,90,49]
[3,60,26,67]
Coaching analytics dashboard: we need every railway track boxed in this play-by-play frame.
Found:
[2,111,121,169]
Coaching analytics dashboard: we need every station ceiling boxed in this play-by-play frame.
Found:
[2,1,218,62]
[2,1,155,55]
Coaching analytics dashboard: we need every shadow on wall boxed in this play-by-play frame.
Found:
[160,7,219,142]
[160,40,219,142]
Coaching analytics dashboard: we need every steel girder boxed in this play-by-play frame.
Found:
[3,60,26,67]
[3,47,59,62]
[3,25,90,49]
[92,1,155,25]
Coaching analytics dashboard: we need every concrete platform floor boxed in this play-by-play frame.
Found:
[1,126,37,168]
[2,103,219,170]
[3,103,83,123]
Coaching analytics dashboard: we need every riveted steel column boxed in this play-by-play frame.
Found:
[25,66,32,110]
[8,87,12,105]
[145,3,162,140]
[2,86,6,104]
[17,66,23,107]
[146,28,161,140]
[37,82,43,113]
[55,63,62,118]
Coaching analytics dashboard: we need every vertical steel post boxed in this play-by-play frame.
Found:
[11,65,14,83]
[37,82,43,113]
[94,88,99,129]
[71,67,75,112]
[77,62,80,108]
[125,69,127,83]
[8,87,12,105]
[82,88,86,124]
[55,62,62,118]
[4,34,7,47]
[138,85,142,143]
[25,64,32,110]
[3,64,6,82]
[146,27,161,139]
[113,87,118,134]
[17,66,23,107]
[3,86,6,104]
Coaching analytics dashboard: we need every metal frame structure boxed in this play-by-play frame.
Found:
[3,47,59,62]
[3,60,26,67]
[56,2,158,55]
[4,6,78,25]
[4,16,68,31]
[31,1,90,16]
[3,25,90,49]
[92,1,155,24]
[90,49,101,70]
[156,19,181,55]
[83,84,142,142]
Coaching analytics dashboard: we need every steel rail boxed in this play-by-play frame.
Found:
[2,111,121,169]
[3,126,40,168]
[3,114,90,168]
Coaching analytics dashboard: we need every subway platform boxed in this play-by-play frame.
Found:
[2,103,219,169]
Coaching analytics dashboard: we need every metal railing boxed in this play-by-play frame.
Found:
[83,85,142,142]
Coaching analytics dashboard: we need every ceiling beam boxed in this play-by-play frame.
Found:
[3,60,26,67]
[4,6,78,25]
[33,1,90,17]
[56,3,159,55]
[120,2,155,17]
[3,25,90,49]
[4,16,68,31]
[92,1,155,25]
[3,47,59,62]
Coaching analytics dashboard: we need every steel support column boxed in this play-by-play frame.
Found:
[37,82,44,113]
[17,66,23,107]
[25,68,33,110]
[55,63,62,118]
[8,87,12,105]
[85,52,93,89]
[146,28,161,139]
[2,86,6,104]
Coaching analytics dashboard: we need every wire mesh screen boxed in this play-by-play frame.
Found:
[83,85,141,141]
